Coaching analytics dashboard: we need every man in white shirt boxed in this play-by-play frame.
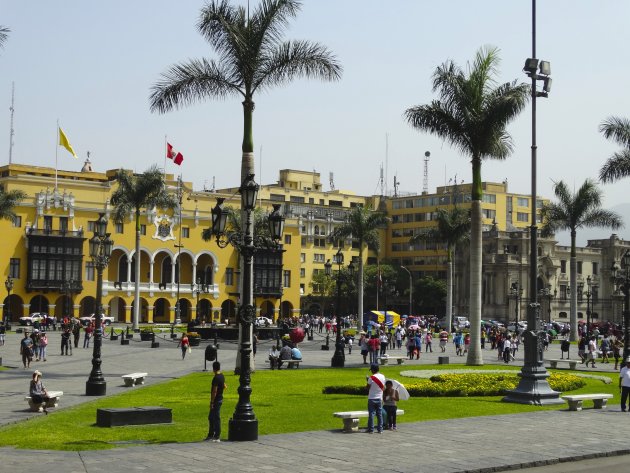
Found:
[503,337,512,363]
[365,363,386,433]
[619,357,630,412]
[586,337,597,368]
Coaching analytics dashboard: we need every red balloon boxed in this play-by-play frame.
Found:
[289,327,305,344]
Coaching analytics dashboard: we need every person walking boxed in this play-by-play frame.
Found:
[425,331,433,353]
[205,361,226,442]
[368,334,380,365]
[359,332,368,364]
[0,322,5,346]
[179,334,190,359]
[620,357,630,412]
[585,336,597,368]
[503,337,512,364]
[38,332,48,362]
[439,329,449,352]
[20,331,34,369]
[83,323,94,348]
[365,363,385,434]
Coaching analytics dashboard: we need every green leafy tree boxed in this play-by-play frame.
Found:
[599,116,630,182]
[110,165,178,329]
[540,179,622,340]
[410,206,470,333]
[329,206,388,330]
[309,271,336,318]
[414,276,447,316]
[404,46,529,365]
[0,188,26,221]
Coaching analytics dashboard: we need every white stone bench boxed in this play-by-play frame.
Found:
[378,356,406,365]
[121,372,148,387]
[562,394,613,411]
[333,409,404,432]
[547,359,577,370]
[24,390,63,412]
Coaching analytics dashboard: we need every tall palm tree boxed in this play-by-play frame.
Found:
[404,46,529,365]
[110,165,178,330]
[599,116,630,182]
[0,26,9,50]
[410,205,471,333]
[0,188,26,221]
[328,205,388,331]
[540,179,622,341]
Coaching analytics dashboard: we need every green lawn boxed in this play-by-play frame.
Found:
[0,364,618,451]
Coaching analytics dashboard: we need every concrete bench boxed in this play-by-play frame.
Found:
[333,409,405,432]
[378,356,406,365]
[265,359,302,369]
[562,394,613,411]
[24,390,63,412]
[121,372,148,387]
[96,407,172,427]
[547,359,577,370]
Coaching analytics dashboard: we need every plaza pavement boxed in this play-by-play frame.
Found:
[1,327,630,473]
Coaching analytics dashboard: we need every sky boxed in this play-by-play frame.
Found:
[1,1,630,245]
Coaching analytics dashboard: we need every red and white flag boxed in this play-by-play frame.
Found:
[166,142,184,165]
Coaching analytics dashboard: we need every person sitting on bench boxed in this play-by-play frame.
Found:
[278,343,292,369]
[268,345,280,370]
[29,370,50,414]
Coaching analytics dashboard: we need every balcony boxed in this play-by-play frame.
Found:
[103,281,220,299]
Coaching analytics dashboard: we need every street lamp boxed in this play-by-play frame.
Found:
[401,265,413,316]
[194,277,210,323]
[210,174,284,441]
[585,276,592,338]
[610,251,630,361]
[327,248,347,368]
[61,279,76,319]
[4,276,13,325]
[504,0,561,405]
[510,282,522,329]
[86,213,113,396]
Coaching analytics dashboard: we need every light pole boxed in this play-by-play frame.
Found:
[401,265,413,316]
[510,282,521,329]
[611,251,630,361]
[326,248,347,368]
[585,276,592,337]
[210,174,284,441]
[61,279,75,319]
[504,0,561,405]
[4,276,13,325]
[193,278,210,323]
[86,213,113,396]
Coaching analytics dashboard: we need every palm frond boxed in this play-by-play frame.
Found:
[599,150,630,183]
[600,116,630,147]
[0,188,26,220]
[0,26,9,50]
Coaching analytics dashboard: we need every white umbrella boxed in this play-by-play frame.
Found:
[390,379,410,401]
[408,324,420,331]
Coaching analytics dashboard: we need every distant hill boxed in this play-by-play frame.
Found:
[555,203,630,247]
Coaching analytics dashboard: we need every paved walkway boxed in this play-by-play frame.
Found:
[1,328,628,473]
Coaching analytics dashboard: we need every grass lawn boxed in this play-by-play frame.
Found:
[0,364,618,451]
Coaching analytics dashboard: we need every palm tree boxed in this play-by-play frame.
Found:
[404,46,529,365]
[0,188,26,221]
[328,205,388,331]
[110,165,178,330]
[0,26,9,50]
[410,205,471,333]
[599,116,630,183]
[540,179,622,341]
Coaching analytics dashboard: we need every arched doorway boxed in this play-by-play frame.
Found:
[198,299,212,323]
[176,298,191,322]
[221,300,236,324]
[108,296,126,322]
[3,294,24,322]
[259,300,274,318]
[29,295,49,315]
[281,301,294,319]
[53,296,72,319]
[131,297,149,323]
[80,296,97,316]
[153,298,170,323]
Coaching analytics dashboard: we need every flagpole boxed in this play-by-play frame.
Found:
[55,120,59,190]
[164,135,168,180]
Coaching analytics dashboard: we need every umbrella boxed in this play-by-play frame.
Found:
[390,379,410,401]
[368,321,380,327]
[408,324,420,331]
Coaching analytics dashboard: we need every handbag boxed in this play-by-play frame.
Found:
[187,346,192,354]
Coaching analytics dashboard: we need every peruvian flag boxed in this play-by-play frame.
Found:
[166,142,184,165]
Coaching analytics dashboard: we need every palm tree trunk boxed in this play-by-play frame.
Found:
[357,247,364,332]
[446,248,453,332]
[133,210,141,330]
[467,158,483,366]
[569,230,578,342]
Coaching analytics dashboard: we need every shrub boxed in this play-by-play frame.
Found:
[323,372,585,397]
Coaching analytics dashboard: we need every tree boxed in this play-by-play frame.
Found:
[410,206,470,332]
[540,179,622,341]
[309,271,336,319]
[0,26,9,51]
[404,46,529,365]
[328,205,388,331]
[599,116,630,183]
[414,276,447,316]
[110,165,178,329]
[0,188,26,221]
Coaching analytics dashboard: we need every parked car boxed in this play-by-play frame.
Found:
[255,316,273,327]
[19,313,54,326]
[507,321,527,333]
[79,314,115,326]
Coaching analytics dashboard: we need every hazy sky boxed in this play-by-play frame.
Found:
[1,1,630,221]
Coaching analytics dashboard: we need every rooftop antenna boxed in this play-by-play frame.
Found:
[423,151,431,194]
[8,82,15,164]
[379,164,384,196]
[393,175,400,197]
[384,133,389,196]
[329,171,335,191]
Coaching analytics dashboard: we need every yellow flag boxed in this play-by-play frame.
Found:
[58,127,77,158]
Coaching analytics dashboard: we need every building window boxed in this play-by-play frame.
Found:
[182,227,190,238]
[577,261,582,274]
[482,209,496,219]
[482,194,496,204]
[140,224,146,236]
[283,270,291,288]
[314,238,326,247]
[59,217,68,233]
[560,260,567,274]
[88,220,97,232]
[300,253,305,263]
[592,286,599,303]
[12,215,21,227]
[577,288,583,302]
[300,268,305,278]
[517,197,529,207]
[314,253,325,263]
[225,268,234,286]
[517,212,528,222]
[9,258,20,278]
[592,262,598,275]
[284,234,291,244]
[85,262,95,281]
[560,285,568,300]
[115,222,124,234]
[43,216,53,232]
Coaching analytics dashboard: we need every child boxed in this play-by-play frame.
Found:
[383,380,399,430]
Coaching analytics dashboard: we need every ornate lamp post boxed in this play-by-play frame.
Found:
[194,277,210,323]
[611,250,630,361]
[585,276,592,337]
[61,278,76,319]
[327,249,346,368]
[509,282,522,329]
[86,213,113,396]
[210,174,284,442]
[4,276,13,325]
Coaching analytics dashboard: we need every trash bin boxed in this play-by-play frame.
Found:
[438,356,449,365]
[205,344,217,362]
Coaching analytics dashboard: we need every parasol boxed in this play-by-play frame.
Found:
[390,379,410,401]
